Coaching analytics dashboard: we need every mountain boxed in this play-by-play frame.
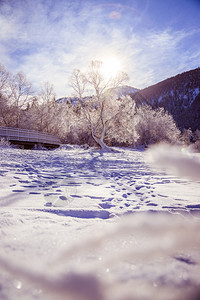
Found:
[57,97,80,105]
[106,85,139,98]
[56,96,93,105]
[56,85,139,104]
[129,68,200,131]
[56,86,139,105]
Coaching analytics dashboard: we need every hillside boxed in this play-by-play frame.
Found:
[130,68,200,131]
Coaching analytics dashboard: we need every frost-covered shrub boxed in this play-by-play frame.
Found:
[194,129,200,141]
[190,140,200,152]
[190,129,200,152]
[179,129,200,152]
[135,105,180,146]
[180,128,193,145]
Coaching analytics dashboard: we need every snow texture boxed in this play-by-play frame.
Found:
[0,145,200,300]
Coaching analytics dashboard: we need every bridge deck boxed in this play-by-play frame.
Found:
[0,127,61,148]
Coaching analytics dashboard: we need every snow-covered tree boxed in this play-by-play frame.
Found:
[69,61,129,149]
[106,95,138,146]
[135,105,181,146]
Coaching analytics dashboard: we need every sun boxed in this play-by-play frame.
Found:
[101,57,122,78]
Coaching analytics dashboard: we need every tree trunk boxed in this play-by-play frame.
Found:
[91,123,111,151]
[92,133,111,150]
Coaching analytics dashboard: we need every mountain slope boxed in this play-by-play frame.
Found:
[130,68,200,131]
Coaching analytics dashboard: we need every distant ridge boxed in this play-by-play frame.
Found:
[105,85,139,98]
[56,85,139,104]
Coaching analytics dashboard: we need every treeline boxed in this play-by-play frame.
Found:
[0,62,199,150]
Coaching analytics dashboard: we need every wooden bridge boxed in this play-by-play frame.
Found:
[0,127,61,149]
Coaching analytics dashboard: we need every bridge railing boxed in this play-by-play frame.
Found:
[0,127,61,145]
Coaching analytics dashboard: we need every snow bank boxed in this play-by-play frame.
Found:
[146,143,200,181]
[0,212,200,300]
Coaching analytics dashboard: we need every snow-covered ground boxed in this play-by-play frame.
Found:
[0,145,200,300]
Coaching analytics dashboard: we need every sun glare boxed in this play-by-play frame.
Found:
[101,57,121,78]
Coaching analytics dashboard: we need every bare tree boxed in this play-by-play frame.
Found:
[0,64,10,124]
[9,71,33,128]
[0,63,11,96]
[0,94,16,127]
[69,69,86,100]
[0,64,16,127]
[69,60,129,150]
[29,82,60,134]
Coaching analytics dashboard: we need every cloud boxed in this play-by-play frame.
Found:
[123,28,200,88]
[0,0,199,97]
[0,15,16,41]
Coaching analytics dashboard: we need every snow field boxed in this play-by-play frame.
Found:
[0,145,200,300]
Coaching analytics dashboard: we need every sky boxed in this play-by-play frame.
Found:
[0,0,200,98]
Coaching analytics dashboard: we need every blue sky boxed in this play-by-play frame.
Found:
[0,0,200,97]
